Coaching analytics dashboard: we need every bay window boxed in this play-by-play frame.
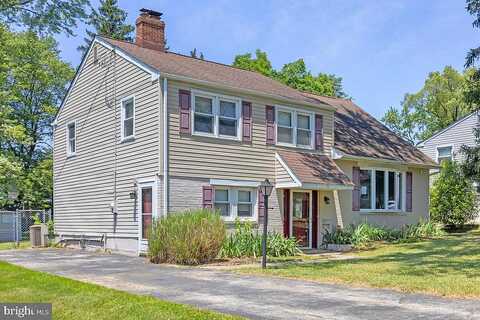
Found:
[359,168,405,211]
[192,91,241,139]
[276,107,314,148]
[214,187,256,221]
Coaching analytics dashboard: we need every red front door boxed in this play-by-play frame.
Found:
[292,192,310,247]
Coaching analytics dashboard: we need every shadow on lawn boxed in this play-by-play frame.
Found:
[270,231,480,279]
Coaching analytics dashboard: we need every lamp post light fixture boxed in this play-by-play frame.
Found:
[259,178,274,269]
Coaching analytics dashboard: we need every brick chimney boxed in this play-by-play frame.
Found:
[135,8,165,52]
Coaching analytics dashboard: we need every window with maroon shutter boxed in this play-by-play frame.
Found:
[265,105,275,145]
[202,185,213,209]
[406,172,413,212]
[258,189,264,220]
[242,101,252,142]
[352,167,360,211]
[315,114,324,151]
[179,89,191,134]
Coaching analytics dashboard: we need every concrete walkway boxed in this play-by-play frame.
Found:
[0,249,479,320]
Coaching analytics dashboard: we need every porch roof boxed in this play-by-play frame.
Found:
[275,150,354,190]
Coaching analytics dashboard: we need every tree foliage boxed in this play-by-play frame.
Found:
[78,0,134,53]
[461,0,480,184]
[0,0,89,36]
[190,48,204,60]
[382,66,476,145]
[430,161,478,226]
[232,50,347,98]
[0,26,73,208]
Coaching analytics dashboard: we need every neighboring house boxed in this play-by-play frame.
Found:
[418,110,480,222]
[418,110,479,168]
[53,9,437,255]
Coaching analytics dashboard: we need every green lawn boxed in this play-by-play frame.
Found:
[0,261,241,320]
[0,240,30,250]
[239,228,480,298]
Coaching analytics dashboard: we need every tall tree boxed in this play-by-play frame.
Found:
[190,48,204,60]
[78,0,134,53]
[0,26,73,208]
[461,0,480,184]
[0,0,89,36]
[232,50,347,98]
[382,66,475,145]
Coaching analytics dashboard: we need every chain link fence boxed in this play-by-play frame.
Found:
[0,210,51,244]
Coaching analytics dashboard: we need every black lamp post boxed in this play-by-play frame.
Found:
[259,178,274,269]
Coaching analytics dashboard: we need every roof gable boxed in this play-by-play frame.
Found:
[419,111,479,147]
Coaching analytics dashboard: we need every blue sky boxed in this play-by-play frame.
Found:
[56,0,477,119]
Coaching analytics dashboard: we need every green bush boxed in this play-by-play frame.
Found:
[430,161,478,226]
[219,220,300,258]
[148,209,226,265]
[323,221,444,247]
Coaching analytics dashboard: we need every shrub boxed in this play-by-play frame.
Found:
[32,214,41,225]
[323,221,444,247]
[148,209,226,265]
[219,220,300,258]
[430,161,478,226]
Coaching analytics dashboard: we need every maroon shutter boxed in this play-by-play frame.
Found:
[352,167,360,211]
[315,114,324,151]
[312,190,318,248]
[179,89,191,134]
[258,189,265,220]
[265,105,275,145]
[283,189,290,237]
[202,185,213,209]
[406,172,413,212]
[242,101,252,142]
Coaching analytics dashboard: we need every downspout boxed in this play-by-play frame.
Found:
[162,78,168,216]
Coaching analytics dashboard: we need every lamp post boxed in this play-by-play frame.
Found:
[259,178,274,269]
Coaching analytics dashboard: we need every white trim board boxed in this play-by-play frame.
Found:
[210,179,261,187]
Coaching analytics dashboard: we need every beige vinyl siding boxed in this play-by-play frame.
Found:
[275,158,296,185]
[167,80,334,181]
[53,42,162,242]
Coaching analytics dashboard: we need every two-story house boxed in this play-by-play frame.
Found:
[419,110,480,222]
[53,9,437,255]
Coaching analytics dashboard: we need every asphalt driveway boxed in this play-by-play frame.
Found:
[0,249,478,320]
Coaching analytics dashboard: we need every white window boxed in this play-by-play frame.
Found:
[360,169,405,212]
[66,121,76,156]
[192,91,241,140]
[276,107,314,148]
[436,146,452,164]
[121,96,135,140]
[214,187,256,221]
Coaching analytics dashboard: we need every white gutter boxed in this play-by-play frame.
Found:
[162,77,168,216]
[339,153,439,169]
[161,72,336,112]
